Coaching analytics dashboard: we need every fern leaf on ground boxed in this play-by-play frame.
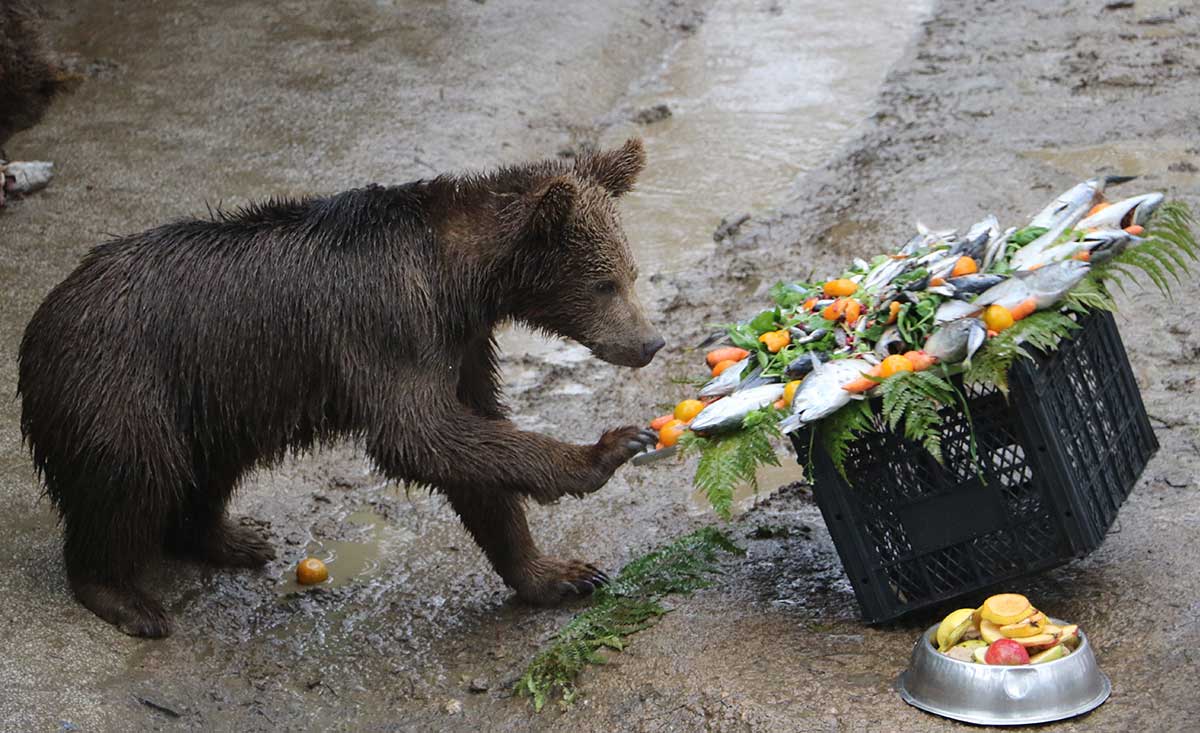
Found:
[516,527,741,710]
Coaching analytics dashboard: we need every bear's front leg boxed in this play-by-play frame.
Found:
[370,401,656,504]
[443,487,610,604]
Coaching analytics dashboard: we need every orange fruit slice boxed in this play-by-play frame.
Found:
[980,593,1033,625]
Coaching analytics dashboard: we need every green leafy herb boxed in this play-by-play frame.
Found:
[516,528,742,711]
[1009,226,1049,246]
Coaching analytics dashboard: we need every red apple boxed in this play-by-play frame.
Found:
[984,638,1031,665]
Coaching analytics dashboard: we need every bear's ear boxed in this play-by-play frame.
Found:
[501,176,577,241]
[575,138,645,197]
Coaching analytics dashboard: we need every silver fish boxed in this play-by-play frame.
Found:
[974,276,1033,311]
[947,273,1006,296]
[732,365,781,393]
[1084,230,1139,265]
[1010,198,1091,271]
[1077,192,1164,230]
[630,444,678,466]
[690,383,786,434]
[925,318,987,366]
[778,359,872,433]
[980,226,1015,272]
[698,357,749,398]
[935,299,984,324]
[1018,259,1091,309]
[875,326,905,359]
[785,350,831,378]
[1028,176,1134,229]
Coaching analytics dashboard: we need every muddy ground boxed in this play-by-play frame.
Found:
[2,0,1198,731]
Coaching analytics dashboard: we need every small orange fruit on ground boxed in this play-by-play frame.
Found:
[674,399,704,422]
[823,278,858,297]
[712,359,738,377]
[879,354,914,379]
[296,557,329,585]
[951,256,978,277]
[658,418,687,448]
[983,304,1015,332]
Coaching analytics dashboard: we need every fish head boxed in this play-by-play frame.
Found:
[505,139,664,367]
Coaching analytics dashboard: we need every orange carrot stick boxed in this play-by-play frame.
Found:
[842,365,883,394]
[1009,297,1037,321]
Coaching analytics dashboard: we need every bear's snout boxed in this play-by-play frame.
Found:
[639,335,666,365]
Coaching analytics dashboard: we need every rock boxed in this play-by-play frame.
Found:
[442,699,463,715]
[713,214,751,242]
[468,677,489,693]
[632,103,672,124]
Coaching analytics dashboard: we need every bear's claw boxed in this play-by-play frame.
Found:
[515,557,611,605]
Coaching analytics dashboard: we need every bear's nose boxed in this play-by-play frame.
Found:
[641,336,666,362]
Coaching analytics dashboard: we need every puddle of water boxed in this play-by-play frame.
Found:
[688,454,807,516]
[618,0,929,274]
[499,0,930,357]
[276,510,391,594]
[1023,138,1200,190]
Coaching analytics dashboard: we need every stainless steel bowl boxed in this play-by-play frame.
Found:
[896,621,1110,726]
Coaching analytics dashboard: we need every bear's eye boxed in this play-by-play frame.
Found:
[594,280,619,295]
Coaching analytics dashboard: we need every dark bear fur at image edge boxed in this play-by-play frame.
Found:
[0,0,67,150]
[18,139,664,638]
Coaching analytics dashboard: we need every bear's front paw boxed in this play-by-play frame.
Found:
[513,557,610,605]
[593,425,658,467]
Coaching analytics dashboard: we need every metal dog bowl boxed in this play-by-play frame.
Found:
[896,621,1110,726]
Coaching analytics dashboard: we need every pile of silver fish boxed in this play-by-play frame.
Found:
[634,176,1163,465]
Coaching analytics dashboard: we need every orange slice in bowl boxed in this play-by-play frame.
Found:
[980,593,1033,625]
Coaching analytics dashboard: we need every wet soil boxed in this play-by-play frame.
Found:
[2,0,1198,731]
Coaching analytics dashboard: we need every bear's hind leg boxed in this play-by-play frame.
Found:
[167,476,275,569]
[444,488,609,605]
[63,511,172,638]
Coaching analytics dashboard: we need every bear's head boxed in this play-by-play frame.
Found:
[500,138,664,368]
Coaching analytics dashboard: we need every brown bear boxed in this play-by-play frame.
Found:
[18,138,664,638]
[0,0,68,206]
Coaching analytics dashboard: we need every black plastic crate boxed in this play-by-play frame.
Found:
[789,310,1157,623]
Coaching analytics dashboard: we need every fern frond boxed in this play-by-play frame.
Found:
[517,527,741,710]
[685,410,783,519]
[1063,273,1117,314]
[818,399,875,478]
[1098,201,1199,297]
[879,370,956,464]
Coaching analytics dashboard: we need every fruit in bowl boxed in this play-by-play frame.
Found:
[931,593,1081,665]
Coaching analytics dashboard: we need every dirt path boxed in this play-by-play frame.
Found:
[2,0,1198,731]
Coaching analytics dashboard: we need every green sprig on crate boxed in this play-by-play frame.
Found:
[516,527,742,711]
